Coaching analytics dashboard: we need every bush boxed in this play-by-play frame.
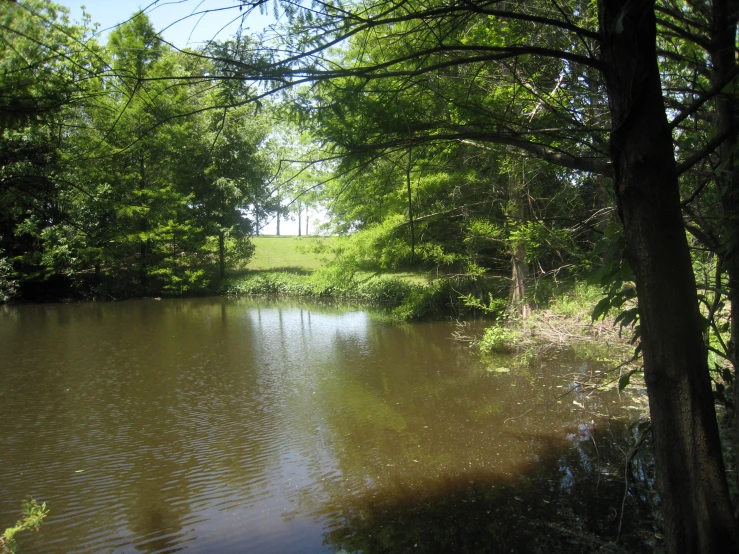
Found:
[357,277,416,307]
[225,271,508,321]
[1,499,49,554]
[478,325,522,352]
[390,279,473,320]
[0,254,19,302]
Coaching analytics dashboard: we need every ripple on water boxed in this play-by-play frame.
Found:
[0,299,649,553]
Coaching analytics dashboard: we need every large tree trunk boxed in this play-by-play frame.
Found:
[599,1,739,551]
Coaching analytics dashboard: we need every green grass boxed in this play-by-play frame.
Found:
[248,236,335,272]
[233,236,487,320]
[225,236,485,319]
[247,236,434,284]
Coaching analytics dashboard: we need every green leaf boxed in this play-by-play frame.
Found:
[591,297,611,321]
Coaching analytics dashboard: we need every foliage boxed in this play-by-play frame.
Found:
[0,6,275,300]
[357,276,416,307]
[224,269,496,320]
[0,252,19,302]
[477,325,522,353]
[547,282,606,319]
[460,292,510,320]
[1,499,49,554]
[588,222,640,342]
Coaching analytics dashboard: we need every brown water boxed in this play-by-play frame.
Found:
[0,298,653,553]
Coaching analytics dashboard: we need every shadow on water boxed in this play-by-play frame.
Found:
[319,422,659,554]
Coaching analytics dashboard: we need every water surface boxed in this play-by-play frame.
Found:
[0,298,651,552]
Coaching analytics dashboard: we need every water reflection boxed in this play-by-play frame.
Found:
[0,298,654,553]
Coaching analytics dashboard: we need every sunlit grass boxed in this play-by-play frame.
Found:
[248,236,335,272]
[248,236,433,284]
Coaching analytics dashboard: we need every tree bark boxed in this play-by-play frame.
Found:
[599,2,739,551]
[406,147,415,262]
[219,231,225,280]
[510,239,529,318]
[138,155,148,296]
[599,0,739,554]
[510,157,530,318]
[276,209,280,236]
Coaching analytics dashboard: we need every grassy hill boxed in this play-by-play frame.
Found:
[248,236,336,273]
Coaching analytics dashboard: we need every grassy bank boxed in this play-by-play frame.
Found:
[228,237,630,334]
[247,236,336,272]
[225,236,500,319]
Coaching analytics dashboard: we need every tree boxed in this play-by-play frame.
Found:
[600,2,737,549]
[186,105,271,279]
[202,0,739,549]
[0,0,102,294]
[53,14,274,295]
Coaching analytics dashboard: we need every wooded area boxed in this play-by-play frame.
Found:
[2,0,739,551]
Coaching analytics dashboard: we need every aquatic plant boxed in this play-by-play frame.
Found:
[1,499,49,554]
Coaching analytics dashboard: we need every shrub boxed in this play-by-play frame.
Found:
[1,499,49,554]
[478,325,522,352]
[0,254,18,302]
[357,277,415,307]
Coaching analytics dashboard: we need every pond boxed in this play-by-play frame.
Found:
[0,298,655,553]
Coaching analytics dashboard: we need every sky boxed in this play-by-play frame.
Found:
[56,0,275,48]
[54,0,326,235]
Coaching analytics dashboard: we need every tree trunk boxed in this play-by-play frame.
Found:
[298,202,302,237]
[510,157,530,318]
[306,213,309,236]
[599,2,739,551]
[276,210,280,236]
[219,231,225,280]
[406,147,415,262]
[510,240,529,318]
[138,156,148,296]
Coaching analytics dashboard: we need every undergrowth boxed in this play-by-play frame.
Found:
[223,271,503,320]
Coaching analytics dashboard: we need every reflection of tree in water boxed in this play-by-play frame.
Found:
[322,423,658,553]
[119,299,277,553]
[97,298,274,553]
[126,451,192,554]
